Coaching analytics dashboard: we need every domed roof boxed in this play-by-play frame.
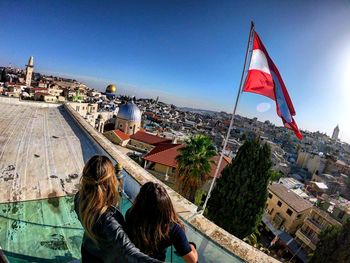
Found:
[117,101,141,122]
[106,84,117,94]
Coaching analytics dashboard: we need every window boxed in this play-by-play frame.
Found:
[268,193,273,199]
[338,211,345,220]
[286,208,293,216]
[119,124,122,128]
[277,201,282,207]
[297,214,302,219]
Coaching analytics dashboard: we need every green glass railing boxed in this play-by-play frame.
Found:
[0,196,183,262]
[0,195,243,262]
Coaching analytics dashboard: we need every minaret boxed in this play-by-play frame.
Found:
[332,125,339,140]
[25,56,34,87]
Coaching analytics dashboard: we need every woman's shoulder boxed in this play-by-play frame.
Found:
[101,206,124,224]
[169,222,186,238]
[170,222,184,231]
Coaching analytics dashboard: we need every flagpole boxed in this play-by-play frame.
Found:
[200,21,255,215]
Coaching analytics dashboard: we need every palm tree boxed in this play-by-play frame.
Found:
[176,134,217,203]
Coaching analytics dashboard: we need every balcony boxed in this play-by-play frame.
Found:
[304,217,323,235]
[295,229,318,251]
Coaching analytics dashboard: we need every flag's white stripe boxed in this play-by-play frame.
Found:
[249,49,271,74]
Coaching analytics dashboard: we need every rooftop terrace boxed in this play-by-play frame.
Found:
[0,97,279,263]
[0,100,102,202]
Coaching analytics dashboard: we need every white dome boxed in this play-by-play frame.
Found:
[117,101,141,122]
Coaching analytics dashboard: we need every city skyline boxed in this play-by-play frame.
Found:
[1,0,349,142]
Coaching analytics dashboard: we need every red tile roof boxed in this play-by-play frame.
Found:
[113,130,130,141]
[130,131,172,145]
[209,155,232,178]
[144,143,231,177]
[144,143,183,168]
[144,111,155,116]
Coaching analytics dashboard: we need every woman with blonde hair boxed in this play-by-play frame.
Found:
[74,155,160,263]
[125,182,198,262]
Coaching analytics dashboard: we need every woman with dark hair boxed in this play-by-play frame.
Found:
[125,182,198,262]
[74,155,160,263]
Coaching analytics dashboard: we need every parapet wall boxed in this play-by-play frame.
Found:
[64,102,280,263]
[0,96,59,108]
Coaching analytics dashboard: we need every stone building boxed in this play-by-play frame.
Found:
[296,151,325,175]
[33,92,57,103]
[332,125,339,140]
[25,56,34,87]
[266,184,313,234]
[295,207,341,253]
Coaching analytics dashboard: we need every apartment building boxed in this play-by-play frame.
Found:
[295,207,341,252]
[266,184,313,234]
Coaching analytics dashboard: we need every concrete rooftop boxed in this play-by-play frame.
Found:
[0,100,102,203]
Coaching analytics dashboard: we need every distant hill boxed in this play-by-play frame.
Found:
[178,107,219,116]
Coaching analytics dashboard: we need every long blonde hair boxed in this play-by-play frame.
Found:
[78,155,120,243]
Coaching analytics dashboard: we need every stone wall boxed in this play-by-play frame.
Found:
[0,96,59,108]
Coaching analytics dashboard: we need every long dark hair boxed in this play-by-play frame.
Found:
[126,182,183,255]
[79,155,120,243]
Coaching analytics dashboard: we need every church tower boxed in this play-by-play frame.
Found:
[25,56,34,87]
[332,125,340,141]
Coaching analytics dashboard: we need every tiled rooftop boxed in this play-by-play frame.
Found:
[130,130,172,145]
[268,184,313,213]
[144,143,230,178]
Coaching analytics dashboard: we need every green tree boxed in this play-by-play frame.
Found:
[310,220,350,263]
[206,139,272,239]
[268,169,283,183]
[176,134,217,202]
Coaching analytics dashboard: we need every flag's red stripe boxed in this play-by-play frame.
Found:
[243,69,275,100]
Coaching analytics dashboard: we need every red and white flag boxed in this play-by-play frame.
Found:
[243,31,302,140]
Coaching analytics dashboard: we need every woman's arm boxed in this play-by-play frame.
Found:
[171,224,198,263]
[182,243,198,263]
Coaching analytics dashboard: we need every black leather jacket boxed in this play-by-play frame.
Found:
[74,193,161,263]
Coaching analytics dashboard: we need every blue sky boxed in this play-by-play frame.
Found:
[1,0,350,142]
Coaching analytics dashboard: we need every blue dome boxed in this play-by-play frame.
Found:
[117,101,141,122]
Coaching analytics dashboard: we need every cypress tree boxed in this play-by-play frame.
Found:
[207,139,272,239]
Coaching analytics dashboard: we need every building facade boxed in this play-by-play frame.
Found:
[295,207,341,253]
[332,125,340,140]
[266,184,313,234]
[25,56,34,87]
